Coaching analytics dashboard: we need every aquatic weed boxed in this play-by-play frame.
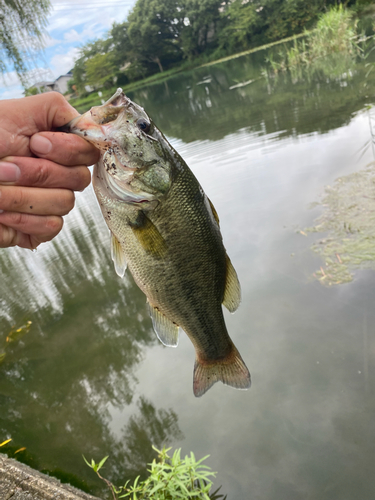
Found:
[303,160,375,286]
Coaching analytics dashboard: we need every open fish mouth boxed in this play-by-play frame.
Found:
[60,89,131,150]
[62,89,158,206]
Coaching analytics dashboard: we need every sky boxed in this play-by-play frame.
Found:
[0,0,137,100]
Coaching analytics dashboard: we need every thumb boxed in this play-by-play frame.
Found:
[26,91,80,132]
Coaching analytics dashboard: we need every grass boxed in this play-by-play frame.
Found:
[264,6,371,78]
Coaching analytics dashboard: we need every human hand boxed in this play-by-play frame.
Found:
[0,92,100,249]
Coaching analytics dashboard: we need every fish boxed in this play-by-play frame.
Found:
[64,88,250,397]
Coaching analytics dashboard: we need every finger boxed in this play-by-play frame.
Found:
[27,91,81,131]
[0,213,63,249]
[30,132,100,166]
[0,223,31,249]
[0,157,91,191]
[0,185,75,216]
[1,93,82,157]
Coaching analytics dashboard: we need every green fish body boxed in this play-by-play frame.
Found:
[66,89,250,397]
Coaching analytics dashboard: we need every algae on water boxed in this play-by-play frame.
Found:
[305,161,375,286]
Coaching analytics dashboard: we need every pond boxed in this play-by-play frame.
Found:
[1,47,375,499]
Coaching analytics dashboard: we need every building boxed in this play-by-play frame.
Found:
[33,71,73,95]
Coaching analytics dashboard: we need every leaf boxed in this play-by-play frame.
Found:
[14,447,26,454]
[0,439,12,447]
[97,455,109,471]
[174,479,189,494]
[149,483,164,495]
[6,321,32,343]
[82,454,93,469]
[195,455,210,465]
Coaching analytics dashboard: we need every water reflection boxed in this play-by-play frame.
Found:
[0,187,183,495]
[128,50,375,144]
[303,104,375,286]
[115,397,184,481]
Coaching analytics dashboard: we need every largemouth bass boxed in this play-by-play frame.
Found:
[64,88,250,397]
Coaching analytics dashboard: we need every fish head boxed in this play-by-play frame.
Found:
[64,88,174,206]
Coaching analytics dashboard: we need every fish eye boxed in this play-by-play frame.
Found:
[137,119,151,134]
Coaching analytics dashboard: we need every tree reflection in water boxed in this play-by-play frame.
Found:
[0,188,184,496]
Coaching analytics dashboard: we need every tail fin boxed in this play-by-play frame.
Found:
[193,345,251,397]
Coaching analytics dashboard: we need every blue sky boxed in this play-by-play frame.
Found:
[0,0,137,100]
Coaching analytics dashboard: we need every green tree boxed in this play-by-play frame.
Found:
[127,0,185,73]
[217,0,357,54]
[180,0,225,59]
[85,52,117,90]
[0,0,51,86]
[106,21,133,85]
[110,21,133,68]
[72,39,111,94]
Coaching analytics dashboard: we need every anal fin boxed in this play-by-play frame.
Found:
[111,232,127,278]
[147,302,179,347]
[223,255,241,313]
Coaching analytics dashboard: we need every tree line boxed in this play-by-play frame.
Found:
[70,0,368,95]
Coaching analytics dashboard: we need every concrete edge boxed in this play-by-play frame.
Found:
[0,453,103,500]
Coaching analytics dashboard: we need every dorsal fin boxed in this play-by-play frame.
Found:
[111,233,127,278]
[223,255,241,313]
[147,302,179,347]
[129,211,167,257]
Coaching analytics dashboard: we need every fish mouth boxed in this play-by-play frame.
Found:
[61,88,130,150]
[62,88,157,206]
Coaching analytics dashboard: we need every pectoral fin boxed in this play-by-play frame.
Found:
[111,233,127,278]
[223,255,241,313]
[130,211,167,257]
[147,302,179,347]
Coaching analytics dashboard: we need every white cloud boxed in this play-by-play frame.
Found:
[1,70,20,87]
[63,26,97,44]
[0,0,137,98]
[63,29,83,43]
[50,47,80,76]
[0,70,24,99]
[42,34,61,48]
[47,0,133,34]
[0,85,24,100]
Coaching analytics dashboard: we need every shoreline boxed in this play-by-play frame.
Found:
[0,453,102,500]
[69,32,308,112]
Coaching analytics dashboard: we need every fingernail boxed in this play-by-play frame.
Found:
[30,135,52,155]
[0,161,21,182]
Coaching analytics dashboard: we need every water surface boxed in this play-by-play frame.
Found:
[1,51,375,498]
